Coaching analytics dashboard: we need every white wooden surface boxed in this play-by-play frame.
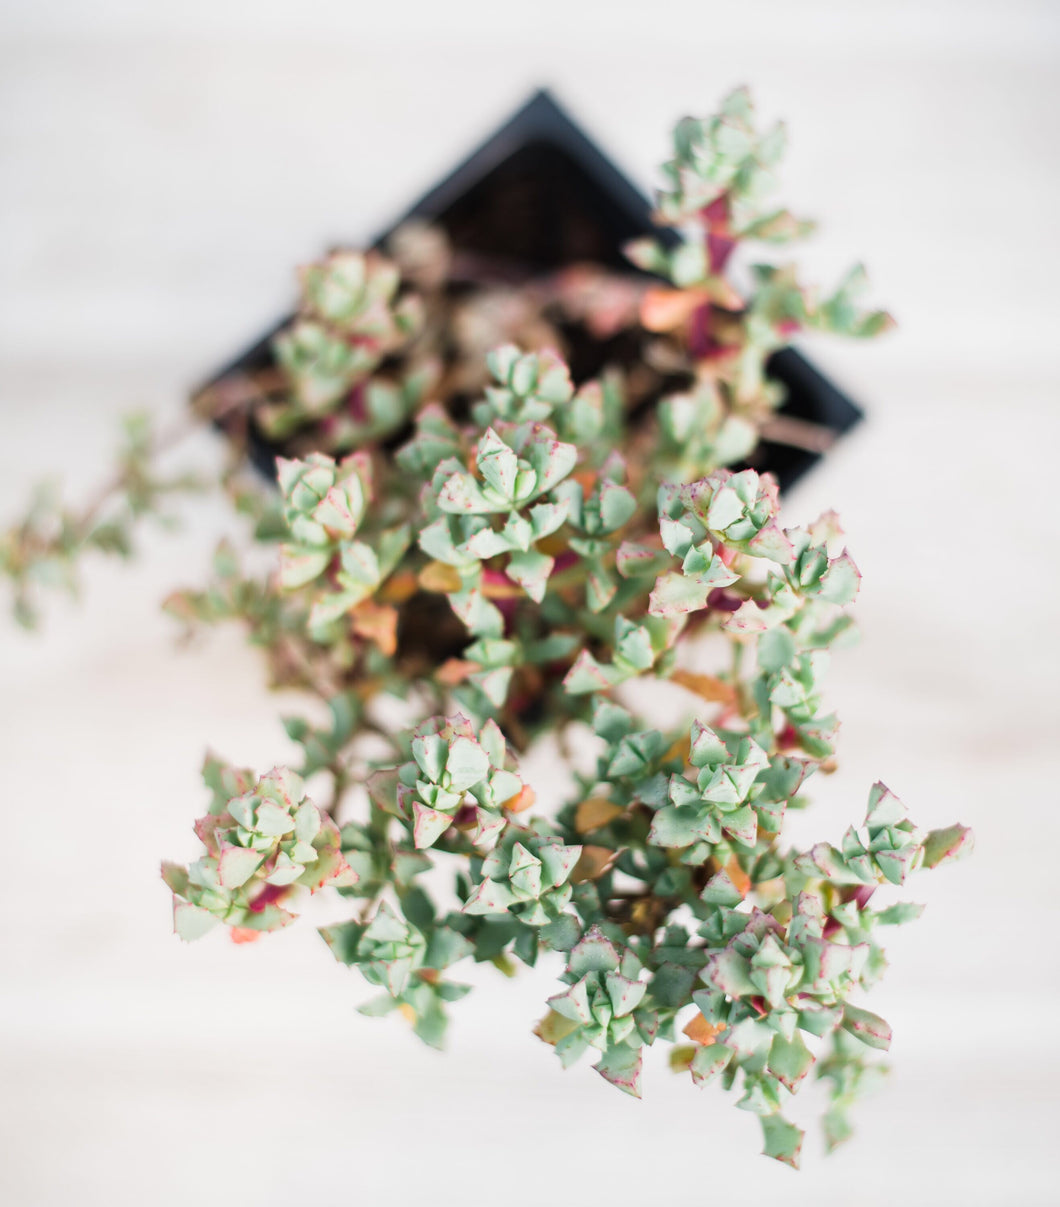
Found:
[1,2,1058,1203]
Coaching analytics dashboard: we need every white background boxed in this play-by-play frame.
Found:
[1,2,1058,1204]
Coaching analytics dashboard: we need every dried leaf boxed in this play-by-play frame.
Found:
[575,797,624,834]
[571,845,619,883]
[683,1012,724,1045]
[670,668,737,706]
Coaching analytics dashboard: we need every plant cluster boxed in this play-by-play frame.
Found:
[2,88,970,1166]
[0,414,203,628]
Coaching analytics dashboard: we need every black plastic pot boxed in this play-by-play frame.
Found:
[199,88,862,490]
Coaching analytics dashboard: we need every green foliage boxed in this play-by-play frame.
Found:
[543,927,656,1096]
[162,765,356,940]
[0,413,203,627]
[0,87,969,1167]
[372,713,526,849]
[276,450,411,630]
[267,250,422,434]
[475,345,575,426]
[465,821,581,925]
[168,109,965,1150]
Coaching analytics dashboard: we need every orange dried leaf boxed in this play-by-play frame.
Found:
[640,286,709,333]
[670,669,737,706]
[351,600,398,656]
[378,568,419,604]
[571,469,599,494]
[229,927,261,945]
[664,733,692,765]
[725,854,751,898]
[537,532,570,557]
[418,561,463,594]
[503,784,537,814]
[436,657,475,687]
[572,844,618,883]
[683,1012,725,1046]
[481,576,524,601]
[575,796,623,834]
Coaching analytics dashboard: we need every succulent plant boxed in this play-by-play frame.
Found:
[3,88,970,1167]
[369,713,528,849]
[270,250,421,429]
[464,821,581,925]
[162,764,356,940]
[541,926,657,1095]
